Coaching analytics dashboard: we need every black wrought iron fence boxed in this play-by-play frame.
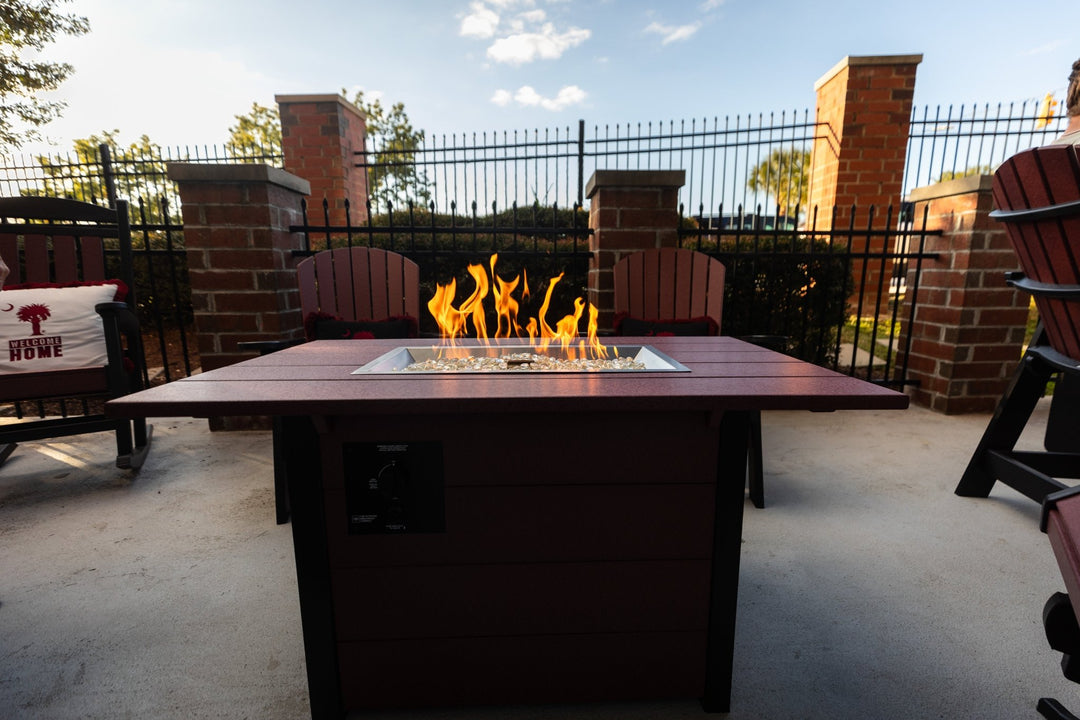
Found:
[679,203,940,388]
[360,112,822,224]
[362,97,1068,222]
[902,98,1067,194]
[0,141,282,219]
[123,197,196,385]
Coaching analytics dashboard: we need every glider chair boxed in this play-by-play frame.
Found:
[0,196,150,470]
[955,144,1080,504]
[249,246,421,523]
[611,247,771,508]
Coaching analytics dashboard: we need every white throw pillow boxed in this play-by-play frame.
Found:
[0,283,124,374]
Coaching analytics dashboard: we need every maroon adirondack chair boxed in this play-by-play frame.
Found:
[0,196,150,469]
[612,247,771,508]
[296,246,421,334]
[956,144,1080,504]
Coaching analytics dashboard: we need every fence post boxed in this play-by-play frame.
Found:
[585,169,685,330]
[898,175,1030,413]
[167,162,310,429]
[99,143,117,209]
[577,119,586,208]
[276,93,369,226]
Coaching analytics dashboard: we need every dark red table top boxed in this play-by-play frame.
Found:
[107,336,909,418]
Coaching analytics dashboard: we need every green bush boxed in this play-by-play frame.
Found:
[707,234,853,366]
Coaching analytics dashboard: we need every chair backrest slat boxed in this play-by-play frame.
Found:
[312,249,337,316]
[79,236,107,281]
[23,234,51,284]
[363,248,388,321]
[51,236,79,282]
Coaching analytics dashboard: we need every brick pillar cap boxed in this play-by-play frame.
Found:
[906,174,994,203]
[585,170,686,199]
[814,54,924,90]
[166,162,311,195]
[275,93,366,121]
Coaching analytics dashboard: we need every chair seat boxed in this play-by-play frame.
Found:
[0,366,110,402]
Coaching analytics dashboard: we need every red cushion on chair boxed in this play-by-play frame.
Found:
[613,313,719,337]
[304,312,418,341]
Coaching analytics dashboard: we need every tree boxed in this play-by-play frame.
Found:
[746,148,810,218]
[0,0,89,150]
[934,164,993,183]
[228,91,430,209]
[347,90,431,210]
[226,102,281,152]
[30,130,173,211]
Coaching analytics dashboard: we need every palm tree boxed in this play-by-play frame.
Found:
[17,303,50,336]
[746,148,810,218]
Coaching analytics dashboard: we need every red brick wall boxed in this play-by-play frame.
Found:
[167,163,310,372]
[277,94,369,226]
[585,170,684,329]
[898,176,1030,413]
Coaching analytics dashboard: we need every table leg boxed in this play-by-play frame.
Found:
[282,415,344,720]
[703,410,751,713]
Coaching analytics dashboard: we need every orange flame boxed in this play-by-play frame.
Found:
[429,254,606,357]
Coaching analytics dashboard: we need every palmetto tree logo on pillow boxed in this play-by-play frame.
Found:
[16,303,51,336]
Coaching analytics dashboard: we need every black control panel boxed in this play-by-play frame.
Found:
[342,441,445,534]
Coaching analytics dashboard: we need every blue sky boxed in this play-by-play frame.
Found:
[20,0,1080,154]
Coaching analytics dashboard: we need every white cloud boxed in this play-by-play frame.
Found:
[487,23,591,65]
[519,9,546,23]
[492,85,587,111]
[347,86,385,105]
[460,2,500,39]
[1021,40,1064,56]
[700,0,724,10]
[644,21,701,45]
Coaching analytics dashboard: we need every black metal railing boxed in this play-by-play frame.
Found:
[0,141,283,221]
[679,203,940,388]
[124,197,196,385]
[361,97,1068,223]
[359,112,822,224]
[902,98,1066,194]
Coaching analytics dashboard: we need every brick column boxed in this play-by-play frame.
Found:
[585,170,685,330]
[808,54,922,222]
[276,93,368,225]
[808,55,921,316]
[168,162,309,368]
[898,175,1030,413]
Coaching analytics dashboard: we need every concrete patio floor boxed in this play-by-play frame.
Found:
[1,399,1077,719]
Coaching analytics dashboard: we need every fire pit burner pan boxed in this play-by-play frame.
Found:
[352,344,690,374]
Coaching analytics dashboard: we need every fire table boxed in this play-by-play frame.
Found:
[106,336,908,717]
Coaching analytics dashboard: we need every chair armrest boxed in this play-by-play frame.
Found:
[1006,273,1080,300]
[96,301,144,393]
